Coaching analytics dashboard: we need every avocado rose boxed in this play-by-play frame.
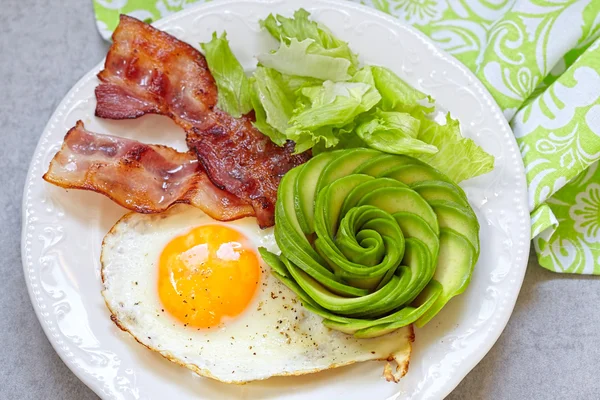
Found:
[260,148,480,338]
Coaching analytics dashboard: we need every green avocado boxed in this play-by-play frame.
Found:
[315,174,375,239]
[399,238,435,305]
[258,247,289,278]
[383,163,452,185]
[315,148,381,193]
[294,151,339,234]
[322,281,443,336]
[285,257,412,317]
[411,180,469,207]
[429,200,480,253]
[275,178,370,297]
[358,187,439,234]
[262,149,481,338]
[392,212,439,264]
[340,177,407,217]
[354,153,423,176]
[316,206,405,289]
[353,281,443,338]
[276,165,305,239]
[415,229,477,327]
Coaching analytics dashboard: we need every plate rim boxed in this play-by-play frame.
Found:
[21,1,531,399]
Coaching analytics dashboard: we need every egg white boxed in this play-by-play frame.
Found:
[101,205,413,383]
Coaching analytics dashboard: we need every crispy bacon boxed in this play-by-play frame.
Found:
[186,110,310,226]
[95,15,218,127]
[95,15,310,227]
[43,121,254,221]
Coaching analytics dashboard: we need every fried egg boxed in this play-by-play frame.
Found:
[101,205,413,383]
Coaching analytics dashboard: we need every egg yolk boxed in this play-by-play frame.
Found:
[158,225,260,328]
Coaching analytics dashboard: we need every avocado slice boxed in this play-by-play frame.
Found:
[429,200,480,253]
[411,180,469,208]
[294,151,339,234]
[314,174,375,238]
[335,212,388,266]
[276,165,309,242]
[313,178,405,289]
[341,208,407,291]
[415,229,477,327]
[264,255,349,323]
[269,253,440,338]
[353,281,443,338]
[336,211,392,266]
[384,164,452,185]
[399,238,435,305]
[316,206,404,277]
[315,148,380,193]
[258,250,313,306]
[343,266,415,318]
[340,177,407,217]
[354,153,423,176]
[275,213,369,297]
[358,186,439,234]
[258,247,289,278]
[297,234,431,319]
[261,250,366,324]
[321,280,442,336]
[285,258,413,317]
[275,187,371,298]
[393,212,440,264]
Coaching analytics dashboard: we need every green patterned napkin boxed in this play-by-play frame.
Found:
[92,0,600,274]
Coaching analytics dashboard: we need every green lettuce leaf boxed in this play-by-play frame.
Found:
[260,8,358,68]
[257,38,353,81]
[251,67,296,145]
[251,88,287,146]
[311,123,363,155]
[285,78,381,151]
[200,32,252,118]
[371,66,434,115]
[250,67,323,146]
[281,74,323,94]
[355,109,438,155]
[413,114,495,182]
[245,10,494,181]
[292,68,381,130]
[351,66,377,87]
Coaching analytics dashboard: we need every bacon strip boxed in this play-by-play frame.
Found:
[95,15,310,227]
[186,110,310,227]
[43,121,254,221]
[95,15,218,127]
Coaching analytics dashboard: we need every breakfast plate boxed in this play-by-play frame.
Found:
[22,0,530,399]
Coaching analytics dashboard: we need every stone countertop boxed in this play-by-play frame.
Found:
[1,1,599,399]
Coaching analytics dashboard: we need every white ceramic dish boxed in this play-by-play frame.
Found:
[22,0,530,399]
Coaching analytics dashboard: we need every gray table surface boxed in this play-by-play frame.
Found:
[2,1,599,399]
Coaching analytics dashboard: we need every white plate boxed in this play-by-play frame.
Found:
[22,1,530,399]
